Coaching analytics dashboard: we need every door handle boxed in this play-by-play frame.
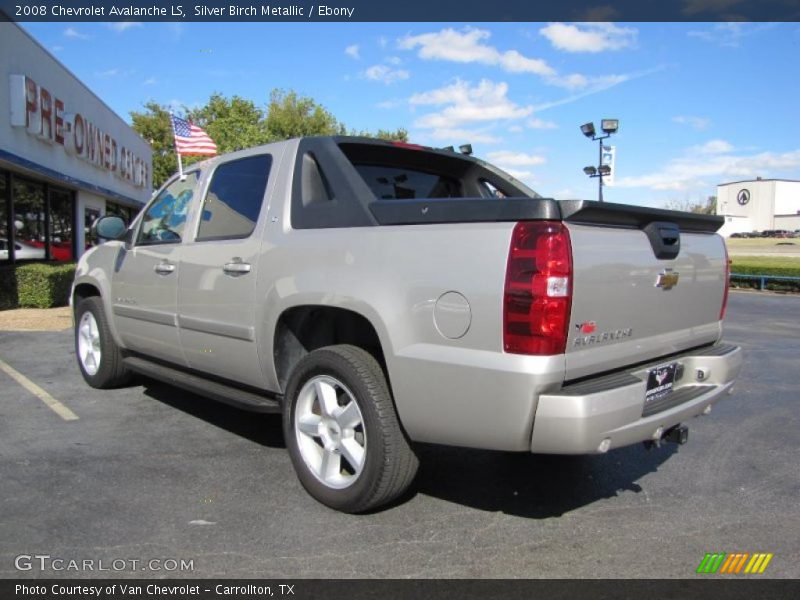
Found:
[223,260,252,276]
[154,261,176,275]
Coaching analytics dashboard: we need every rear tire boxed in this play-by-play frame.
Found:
[75,296,131,389]
[283,345,418,513]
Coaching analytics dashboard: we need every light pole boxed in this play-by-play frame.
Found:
[580,119,618,202]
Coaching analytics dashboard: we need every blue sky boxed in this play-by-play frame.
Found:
[21,21,800,207]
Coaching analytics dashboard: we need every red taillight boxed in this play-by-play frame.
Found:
[391,141,427,151]
[504,221,573,355]
[720,243,730,320]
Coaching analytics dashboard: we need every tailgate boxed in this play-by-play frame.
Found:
[561,201,727,380]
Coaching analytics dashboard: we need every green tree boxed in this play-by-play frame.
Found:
[264,89,346,139]
[350,127,409,142]
[665,196,717,214]
[188,93,270,152]
[131,89,413,189]
[130,101,176,189]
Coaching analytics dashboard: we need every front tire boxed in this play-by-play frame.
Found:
[74,296,131,388]
[283,345,418,513]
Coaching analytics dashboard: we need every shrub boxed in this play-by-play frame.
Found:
[0,265,19,310]
[14,263,76,309]
[730,258,800,292]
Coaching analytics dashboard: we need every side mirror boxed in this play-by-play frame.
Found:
[94,215,127,241]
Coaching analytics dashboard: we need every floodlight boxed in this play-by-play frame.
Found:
[601,119,619,134]
[580,122,596,138]
[598,164,612,176]
[459,144,473,156]
[583,166,597,176]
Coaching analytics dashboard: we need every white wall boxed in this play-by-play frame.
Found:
[774,181,800,216]
[0,22,151,205]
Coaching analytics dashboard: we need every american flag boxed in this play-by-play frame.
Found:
[170,114,217,156]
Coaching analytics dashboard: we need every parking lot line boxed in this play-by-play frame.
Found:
[0,357,79,421]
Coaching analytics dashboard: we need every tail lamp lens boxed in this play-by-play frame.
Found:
[504,221,573,355]
[720,243,730,320]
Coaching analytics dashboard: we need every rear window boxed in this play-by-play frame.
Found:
[338,142,539,201]
[353,165,461,200]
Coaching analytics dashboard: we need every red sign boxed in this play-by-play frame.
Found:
[10,74,148,189]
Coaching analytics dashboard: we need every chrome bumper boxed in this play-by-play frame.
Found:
[530,344,743,454]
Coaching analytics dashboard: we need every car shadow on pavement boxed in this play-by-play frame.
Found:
[410,442,678,518]
[138,378,677,517]
[141,380,286,449]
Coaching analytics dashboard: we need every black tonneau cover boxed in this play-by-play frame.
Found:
[368,197,723,234]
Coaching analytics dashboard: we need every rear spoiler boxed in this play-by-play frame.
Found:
[559,200,723,233]
[369,197,724,233]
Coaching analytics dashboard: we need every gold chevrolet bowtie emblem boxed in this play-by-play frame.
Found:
[655,269,680,290]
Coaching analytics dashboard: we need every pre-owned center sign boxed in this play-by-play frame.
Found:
[9,74,149,189]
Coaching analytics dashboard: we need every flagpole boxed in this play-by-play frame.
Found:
[177,151,185,180]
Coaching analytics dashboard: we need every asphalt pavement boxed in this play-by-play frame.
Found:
[0,291,798,578]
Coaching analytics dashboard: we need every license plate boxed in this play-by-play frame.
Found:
[645,362,677,403]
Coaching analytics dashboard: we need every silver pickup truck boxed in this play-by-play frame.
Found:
[72,136,742,512]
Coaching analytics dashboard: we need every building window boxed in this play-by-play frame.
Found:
[12,178,47,261]
[49,188,74,262]
[0,171,8,262]
[0,171,75,263]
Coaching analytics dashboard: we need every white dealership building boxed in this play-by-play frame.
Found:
[716,178,800,237]
[0,20,152,264]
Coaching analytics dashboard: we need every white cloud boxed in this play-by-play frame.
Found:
[63,27,89,40]
[378,36,388,49]
[508,125,523,133]
[51,45,64,53]
[424,128,501,144]
[345,44,360,59]
[539,22,637,53]
[672,115,710,130]
[166,23,185,39]
[527,117,558,130]
[385,56,402,65]
[553,187,579,199]
[410,79,532,129]
[95,68,120,78]
[399,27,555,77]
[502,169,534,180]
[142,77,157,86]
[398,26,635,94]
[107,22,142,33]
[615,142,800,192]
[376,99,402,109]
[363,65,409,84]
[691,139,734,155]
[486,151,546,167]
[532,66,663,112]
[687,22,778,47]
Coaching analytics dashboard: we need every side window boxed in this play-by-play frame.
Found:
[197,154,272,241]
[137,172,198,245]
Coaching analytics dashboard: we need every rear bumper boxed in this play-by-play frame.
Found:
[530,343,743,454]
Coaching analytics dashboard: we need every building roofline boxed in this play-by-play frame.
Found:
[718,178,800,186]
